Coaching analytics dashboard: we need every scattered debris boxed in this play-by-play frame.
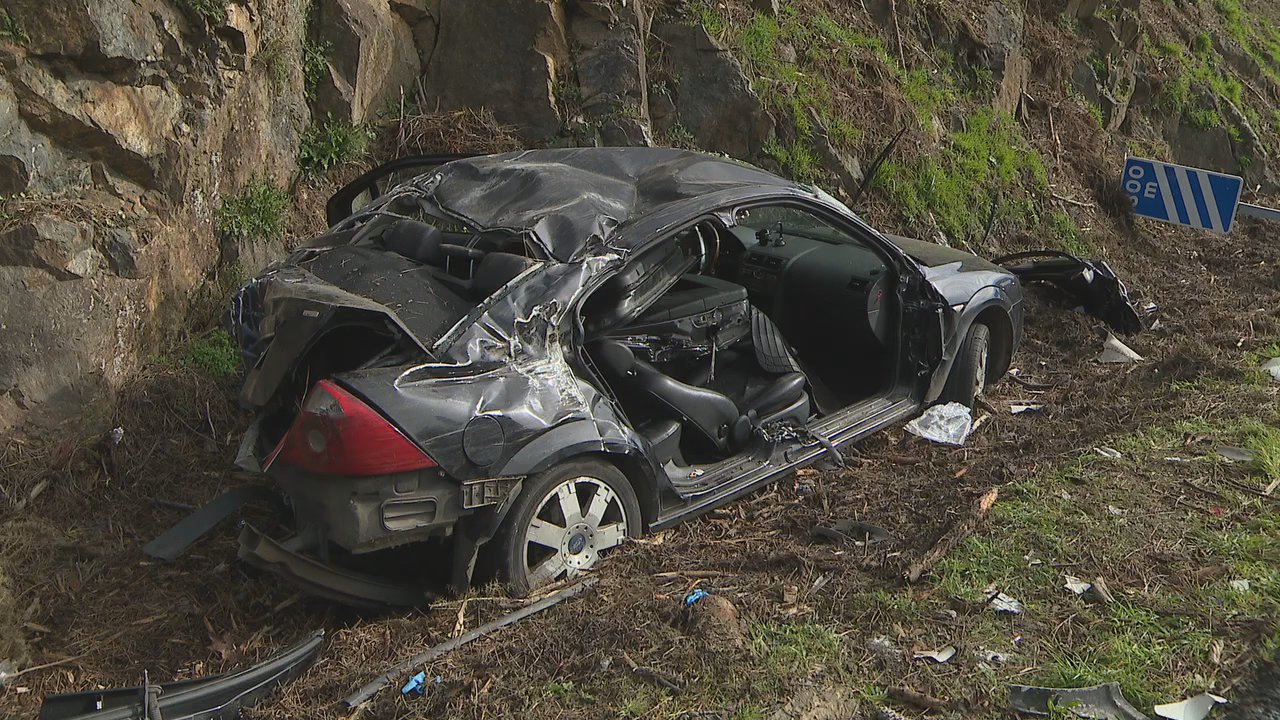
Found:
[874,707,913,720]
[976,648,1011,664]
[622,652,682,695]
[1262,358,1280,383]
[401,671,433,695]
[866,636,902,661]
[107,426,125,445]
[1098,333,1144,364]
[812,519,892,546]
[1011,404,1045,414]
[1215,446,1256,463]
[1154,693,1228,720]
[888,686,950,711]
[344,579,597,707]
[40,631,323,720]
[685,589,710,606]
[0,659,14,687]
[988,592,1024,614]
[1094,447,1123,459]
[994,251,1145,335]
[913,645,956,663]
[1107,505,1126,516]
[1065,576,1093,595]
[1092,576,1116,604]
[906,488,999,583]
[144,486,282,561]
[905,402,973,445]
[1229,579,1251,592]
[1008,682,1147,720]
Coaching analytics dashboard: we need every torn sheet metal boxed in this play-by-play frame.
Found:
[905,402,973,445]
[913,645,956,663]
[143,486,282,561]
[1215,446,1256,463]
[995,251,1144,335]
[1153,693,1228,720]
[237,525,429,608]
[39,631,323,720]
[1008,682,1149,720]
[1099,333,1144,364]
[1064,576,1093,595]
[988,592,1024,614]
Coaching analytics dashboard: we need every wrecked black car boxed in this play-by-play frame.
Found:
[224,148,1083,603]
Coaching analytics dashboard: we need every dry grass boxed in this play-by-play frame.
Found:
[377,107,525,158]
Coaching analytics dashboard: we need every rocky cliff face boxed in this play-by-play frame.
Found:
[2,0,1277,436]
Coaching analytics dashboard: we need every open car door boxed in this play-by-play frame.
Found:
[325,154,479,227]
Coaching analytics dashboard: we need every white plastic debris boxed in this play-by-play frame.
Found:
[866,636,901,660]
[0,659,14,687]
[1229,579,1251,592]
[905,402,973,446]
[1010,404,1045,414]
[1154,693,1228,720]
[1262,358,1280,383]
[976,647,1010,664]
[1094,447,1123,459]
[1064,576,1093,595]
[108,426,125,445]
[1216,446,1256,463]
[1107,505,1125,516]
[1098,333,1144,364]
[913,645,956,663]
[988,592,1024,614]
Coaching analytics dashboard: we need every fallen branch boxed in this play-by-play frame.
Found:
[343,579,597,707]
[888,686,949,711]
[905,488,999,583]
[622,652,682,695]
[1050,192,1096,209]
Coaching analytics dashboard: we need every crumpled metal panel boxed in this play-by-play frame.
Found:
[415,148,804,261]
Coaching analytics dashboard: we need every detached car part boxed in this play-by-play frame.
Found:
[39,631,323,720]
[994,250,1144,335]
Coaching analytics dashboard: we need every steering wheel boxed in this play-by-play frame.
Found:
[693,223,720,274]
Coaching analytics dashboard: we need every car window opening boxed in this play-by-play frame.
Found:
[583,207,899,467]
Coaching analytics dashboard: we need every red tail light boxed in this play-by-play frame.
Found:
[267,380,437,476]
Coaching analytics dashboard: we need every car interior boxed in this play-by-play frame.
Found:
[583,205,899,466]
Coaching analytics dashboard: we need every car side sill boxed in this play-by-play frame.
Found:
[652,394,920,529]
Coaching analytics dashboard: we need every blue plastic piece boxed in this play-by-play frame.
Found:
[401,671,427,695]
[684,589,709,606]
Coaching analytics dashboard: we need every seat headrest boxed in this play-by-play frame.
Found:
[591,340,636,375]
[473,252,535,296]
[381,219,444,265]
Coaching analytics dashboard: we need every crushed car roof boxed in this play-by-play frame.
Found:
[422,148,806,260]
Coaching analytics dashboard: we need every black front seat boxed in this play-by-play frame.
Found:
[594,341,752,455]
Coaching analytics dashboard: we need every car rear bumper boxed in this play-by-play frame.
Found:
[272,466,469,553]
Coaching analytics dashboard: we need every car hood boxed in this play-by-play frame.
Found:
[884,235,1006,273]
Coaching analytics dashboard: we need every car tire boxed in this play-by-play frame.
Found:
[491,458,641,597]
[940,322,992,408]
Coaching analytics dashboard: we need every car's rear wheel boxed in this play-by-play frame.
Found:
[492,458,641,596]
[941,322,992,408]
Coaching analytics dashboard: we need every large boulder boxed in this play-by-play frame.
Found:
[421,0,568,140]
[312,0,421,124]
[654,23,774,159]
[0,217,101,280]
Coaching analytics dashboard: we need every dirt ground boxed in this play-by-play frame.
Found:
[0,182,1278,720]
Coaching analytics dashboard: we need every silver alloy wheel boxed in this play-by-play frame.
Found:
[521,476,630,588]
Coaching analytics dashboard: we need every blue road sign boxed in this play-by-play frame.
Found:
[1122,157,1243,233]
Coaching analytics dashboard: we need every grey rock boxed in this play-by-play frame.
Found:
[0,217,100,280]
[577,6,652,147]
[749,0,781,16]
[422,0,568,140]
[655,23,774,159]
[0,155,29,194]
[102,228,144,279]
[812,123,863,197]
[3,0,183,69]
[313,0,422,124]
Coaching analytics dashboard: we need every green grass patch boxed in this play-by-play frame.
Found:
[298,117,372,175]
[216,180,291,243]
[748,621,842,692]
[303,40,332,102]
[178,0,227,23]
[186,329,240,378]
[875,108,1047,242]
[0,11,28,44]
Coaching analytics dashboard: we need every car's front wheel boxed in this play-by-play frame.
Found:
[940,322,992,408]
[491,458,641,596]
